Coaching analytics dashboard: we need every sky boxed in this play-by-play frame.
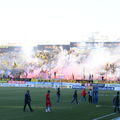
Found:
[0,0,120,45]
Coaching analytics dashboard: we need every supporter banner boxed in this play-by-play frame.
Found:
[12,78,31,81]
[114,87,120,91]
[8,81,26,84]
[0,80,7,83]
[72,85,85,89]
[98,87,114,90]
[105,84,120,87]
[26,82,81,88]
[93,80,120,84]
[0,82,82,88]
[92,83,105,87]
[0,83,27,87]
[0,82,116,90]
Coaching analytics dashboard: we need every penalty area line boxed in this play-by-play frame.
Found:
[93,113,116,120]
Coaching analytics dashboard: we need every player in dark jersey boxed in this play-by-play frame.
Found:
[56,88,61,103]
[71,90,79,104]
[23,90,33,112]
[113,91,120,113]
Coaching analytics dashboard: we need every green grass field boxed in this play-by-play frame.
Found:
[0,87,120,120]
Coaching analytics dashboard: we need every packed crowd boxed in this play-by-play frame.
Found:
[0,45,120,81]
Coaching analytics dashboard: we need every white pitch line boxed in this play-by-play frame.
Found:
[112,117,120,120]
[93,113,116,120]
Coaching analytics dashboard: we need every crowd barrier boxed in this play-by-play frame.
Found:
[0,81,81,88]
[0,81,119,91]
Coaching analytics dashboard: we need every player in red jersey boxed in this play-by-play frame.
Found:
[45,90,51,112]
[81,89,87,102]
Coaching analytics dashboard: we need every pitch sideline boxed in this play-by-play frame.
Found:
[92,113,116,120]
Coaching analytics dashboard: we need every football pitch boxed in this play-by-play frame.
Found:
[0,87,120,120]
